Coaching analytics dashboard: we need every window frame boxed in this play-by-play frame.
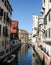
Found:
[2,0,4,2]
[0,25,1,35]
[49,13,50,21]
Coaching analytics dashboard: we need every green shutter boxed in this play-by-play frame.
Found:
[44,17,47,25]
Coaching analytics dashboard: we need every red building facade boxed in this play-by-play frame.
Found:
[10,20,19,40]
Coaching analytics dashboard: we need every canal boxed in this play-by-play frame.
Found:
[1,43,42,65]
[17,44,32,65]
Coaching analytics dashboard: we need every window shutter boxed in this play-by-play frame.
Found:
[0,8,3,16]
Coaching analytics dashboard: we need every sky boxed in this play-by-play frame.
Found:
[9,0,42,33]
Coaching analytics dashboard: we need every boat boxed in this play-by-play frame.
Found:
[28,44,30,48]
[3,54,16,63]
[32,53,35,57]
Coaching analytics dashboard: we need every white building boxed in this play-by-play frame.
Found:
[38,16,43,45]
[32,15,43,46]
[32,0,51,65]
[41,0,51,56]
[32,15,38,45]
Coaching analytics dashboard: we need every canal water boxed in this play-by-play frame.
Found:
[1,43,42,65]
[17,44,32,65]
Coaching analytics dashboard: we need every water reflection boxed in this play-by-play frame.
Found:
[17,44,32,65]
[1,44,32,65]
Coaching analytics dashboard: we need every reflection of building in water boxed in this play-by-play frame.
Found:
[18,44,28,60]
[28,33,32,44]
[19,29,29,43]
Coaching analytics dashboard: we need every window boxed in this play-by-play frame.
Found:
[3,26,8,36]
[7,40,8,44]
[7,5,8,10]
[45,30,47,37]
[4,12,6,21]
[10,11,12,15]
[49,29,50,38]
[50,0,51,2]
[4,1,7,7]
[0,25,1,35]
[50,28,51,38]
[4,1,9,11]
[2,41,4,47]
[49,14,50,21]
[47,29,49,38]
[47,29,50,38]
[0,7,3,16]
[50,11,51,21]
[3,27,5,35]
[6,12,8,21]
[13,27,16,29]
[44,0,45,3]
[44,17,47,25]
[2,0,4,2]
[5,26,8,36]
[4,12,8,23]
[6,49,9,53]
[0,51,4,56]
[6,26,8,36]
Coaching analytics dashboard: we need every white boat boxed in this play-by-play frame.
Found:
[3,54,16,63]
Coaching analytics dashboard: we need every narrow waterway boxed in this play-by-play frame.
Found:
[17,44,32,65]
[1,43,42,65]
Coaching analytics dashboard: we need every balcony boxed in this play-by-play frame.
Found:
[39,21,43,27]
[33,34,37,37]
[44,38,51,45]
